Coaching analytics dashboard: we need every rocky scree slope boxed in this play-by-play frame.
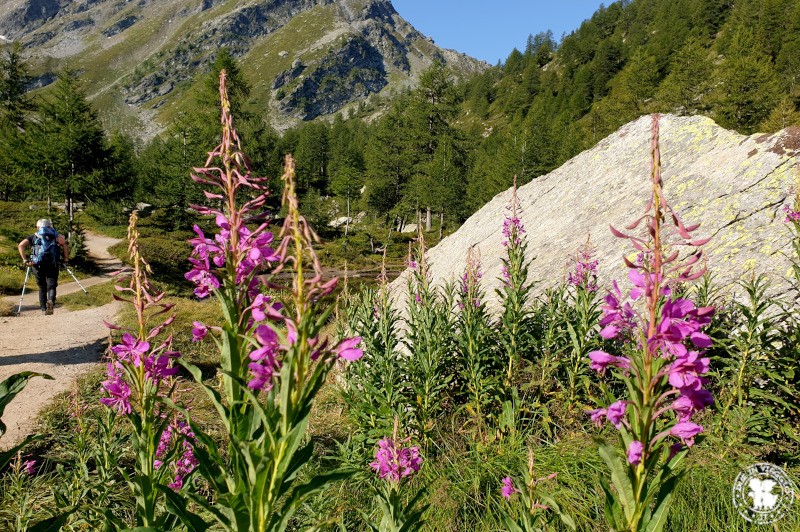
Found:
[0,0,486,135]
[390,114,800,311]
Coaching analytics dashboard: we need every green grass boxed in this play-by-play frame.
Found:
[58,279,116,311]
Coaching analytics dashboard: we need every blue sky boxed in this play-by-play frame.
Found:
[391,1,607,64]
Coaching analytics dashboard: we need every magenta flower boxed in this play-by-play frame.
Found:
[370,438,423,483]
[627,440,644,465]
[670,421,703,447]
[606,400,627,429]
[668,351,710,390]
[100,366,132,415]
[671,388,713,421]
[191,321,208,342]
[111,334,150,366]
[599,281,637,340]
[784,204,800,223]
[143,350,180,382]
[501,215,526,247]
[501,476,518,499]
[335,336,363,361]
[23,460,36,475]
[589,407,607,427]
[184,258,221,299]
[247,325,281,391]
[567,245,599,292]
[589,351,629,375]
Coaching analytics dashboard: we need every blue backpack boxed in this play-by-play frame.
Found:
[32,227,61,268]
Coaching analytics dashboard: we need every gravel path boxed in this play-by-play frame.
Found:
[0,231,124,449]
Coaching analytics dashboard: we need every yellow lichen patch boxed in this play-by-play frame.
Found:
[742,258,757,271]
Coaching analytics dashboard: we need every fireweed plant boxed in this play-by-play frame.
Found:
[178,71,362,531]
[364,421,427,532]
[590,115,715,531]
[562,238,602,408]
[496,178,534,393]
[456,246,499,435]
[342,256,410,440]
[404,229,455,447]
[99,210,188,529]
[498,450,576,531]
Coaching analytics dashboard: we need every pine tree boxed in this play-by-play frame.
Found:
[713,30,780,133]
[27,70,110,218]
[654,38,713,115]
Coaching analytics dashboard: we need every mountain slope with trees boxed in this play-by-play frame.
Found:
[3,0,800,254]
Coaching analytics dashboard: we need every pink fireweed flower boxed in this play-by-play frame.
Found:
[627,440,644,465]
[501,215,526,247]
[23,460,36,475]
[184,263,220,299]
[606,400,627,429]
[100,364,132,415]
[589,407,607,427]
[784,204,800,223]
[671,388,713,421]
[668,351,710,390]
[370,437,423,483]
[111,334,150,366]
[500,265,511,286]
[501,476,518,499]
[567,245,599,292]
[335,336,363,361]
[191,321,208,342]
[588,351,630,375]
[599,280,637,340]
[669,421,703,447]
[143,350,180,382]
[247,325,282,391]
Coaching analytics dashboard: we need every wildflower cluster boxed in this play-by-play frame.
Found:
[370,437,423,483]
[154,416,198,490]
[458,247,483,309]
[99,211,184,528]
[567,237,598,292]
[783,204,800,223]
[590,115,715,531]
[168,71,363,530]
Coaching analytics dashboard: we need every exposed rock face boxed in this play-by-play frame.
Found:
[0,0,487,137]
[390,115,800,310]
[276,34,387,119]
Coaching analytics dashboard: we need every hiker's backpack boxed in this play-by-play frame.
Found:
[31,227,60,268]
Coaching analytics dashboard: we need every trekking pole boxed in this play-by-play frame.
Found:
[17,266,31,315]
[63,264,88,294]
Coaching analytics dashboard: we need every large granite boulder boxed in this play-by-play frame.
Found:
[391,114,800,309]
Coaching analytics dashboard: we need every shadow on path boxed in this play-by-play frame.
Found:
[0,338,107,368]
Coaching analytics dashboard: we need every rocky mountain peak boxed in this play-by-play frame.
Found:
[0,0,487,136]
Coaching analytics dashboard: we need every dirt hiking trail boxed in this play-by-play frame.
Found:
[0,231,125,449]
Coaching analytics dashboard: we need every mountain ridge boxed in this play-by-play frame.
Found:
[0,0,487,137]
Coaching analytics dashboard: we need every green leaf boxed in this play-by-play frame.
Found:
[0,433,41,470]
[644,471,684,532]
[27,511,72,532]
[599,473,624,530]
[158,485,210,531]
[0,371,52,436]
[596,437,636,522]
[269,469,355,531]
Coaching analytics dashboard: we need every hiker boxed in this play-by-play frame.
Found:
[18,219,69,315]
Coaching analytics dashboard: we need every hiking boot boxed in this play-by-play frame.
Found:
[45,301,53,315]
